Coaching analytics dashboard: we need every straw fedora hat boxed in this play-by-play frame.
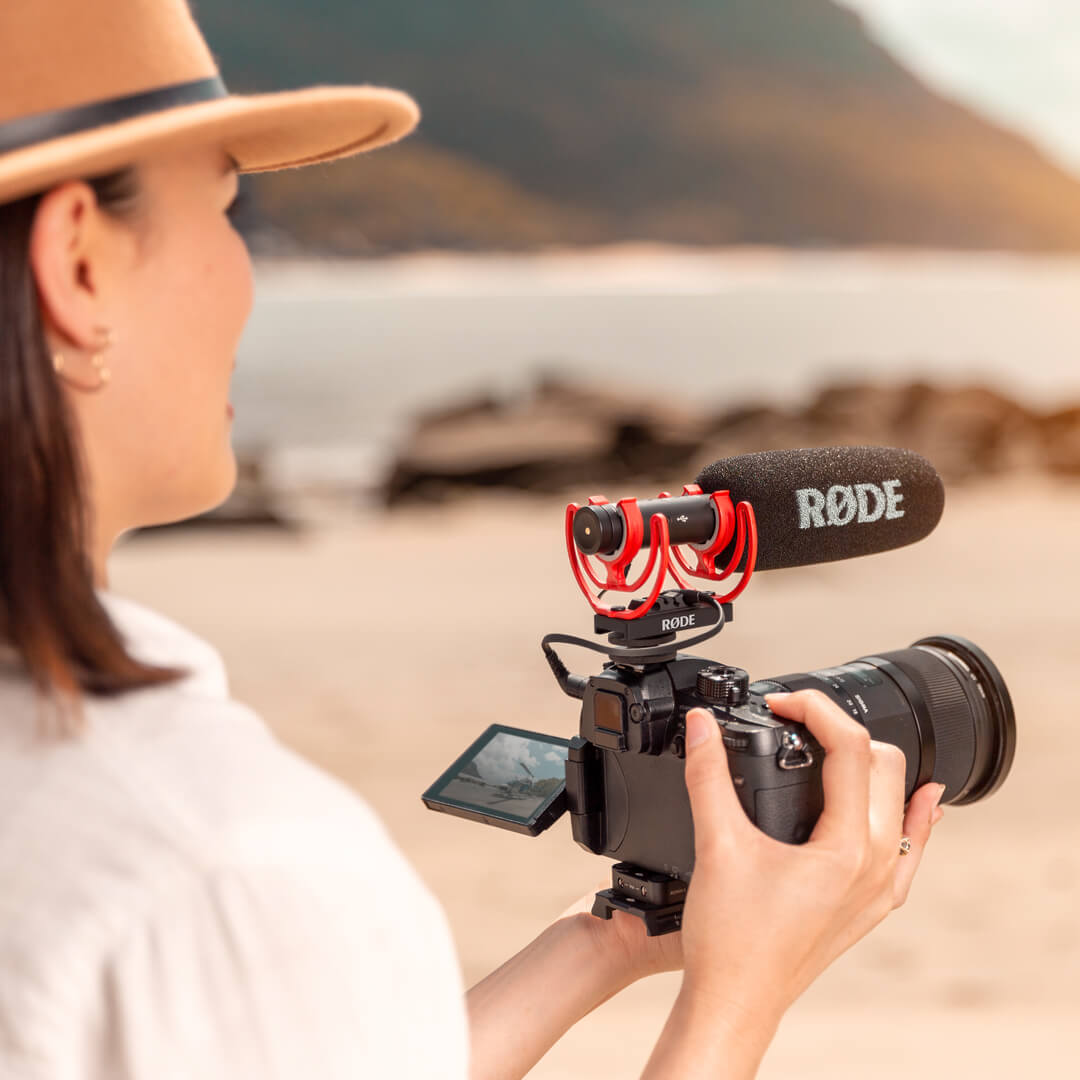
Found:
[0,0,420,206]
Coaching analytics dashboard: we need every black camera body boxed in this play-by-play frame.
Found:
[539,586,1015,932]
[568,654,826,880]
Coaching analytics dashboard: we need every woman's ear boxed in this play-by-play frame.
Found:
[28,179,126,352]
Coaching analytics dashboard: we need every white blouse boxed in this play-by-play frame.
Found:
[0,590,470,1080]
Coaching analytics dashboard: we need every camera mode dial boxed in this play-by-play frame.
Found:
[696,666,751,708]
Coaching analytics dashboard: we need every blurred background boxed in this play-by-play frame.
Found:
[113,1,1079,1075]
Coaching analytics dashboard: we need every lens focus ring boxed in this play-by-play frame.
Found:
[873,647,974,799]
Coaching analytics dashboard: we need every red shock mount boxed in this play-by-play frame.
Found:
[565,484,759,620]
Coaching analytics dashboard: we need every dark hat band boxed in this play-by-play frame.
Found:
[0,76,228,156]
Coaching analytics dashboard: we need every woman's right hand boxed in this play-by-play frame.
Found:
[677,689,946,1025]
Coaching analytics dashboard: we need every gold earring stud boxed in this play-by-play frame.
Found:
[94,327,114,385]
[51,329,113,392]
[90,352,111,385]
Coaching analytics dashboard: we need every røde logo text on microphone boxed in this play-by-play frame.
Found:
[795,480,904,529]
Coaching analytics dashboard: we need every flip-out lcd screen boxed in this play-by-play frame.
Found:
[422,725,571,836]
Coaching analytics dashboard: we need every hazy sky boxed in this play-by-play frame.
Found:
[472,733,565,785]
[841,1,1080,172]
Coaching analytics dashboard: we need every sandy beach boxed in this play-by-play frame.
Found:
[108,478,1080,1078]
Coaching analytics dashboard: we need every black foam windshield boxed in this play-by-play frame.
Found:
[695,446,945,571]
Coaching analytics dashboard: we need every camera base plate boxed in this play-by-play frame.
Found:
[590,862,687,937]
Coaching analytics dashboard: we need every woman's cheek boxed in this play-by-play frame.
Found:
[225,222,255,333]
[182,217,251,348]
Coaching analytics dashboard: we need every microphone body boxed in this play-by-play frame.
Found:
[572,494,719,556]
[695,446,944,571]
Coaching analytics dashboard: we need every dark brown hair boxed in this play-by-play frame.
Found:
[0,167,190,734]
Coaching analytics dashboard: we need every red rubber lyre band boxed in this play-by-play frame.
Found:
[566,503,673,620]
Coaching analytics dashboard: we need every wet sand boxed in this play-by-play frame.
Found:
[109,478,1080,1078]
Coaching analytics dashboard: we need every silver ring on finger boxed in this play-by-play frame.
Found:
[898,836,912,856]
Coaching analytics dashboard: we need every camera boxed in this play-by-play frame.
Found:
[547,589,1015,932]
[422,456,1017,935]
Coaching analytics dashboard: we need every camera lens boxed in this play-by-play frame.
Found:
[772,635,1016,805]
[859,636,1015,805]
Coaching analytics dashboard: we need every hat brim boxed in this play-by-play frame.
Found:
[0,84,420,205]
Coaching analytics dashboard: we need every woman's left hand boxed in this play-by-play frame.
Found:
[557,883,684,983]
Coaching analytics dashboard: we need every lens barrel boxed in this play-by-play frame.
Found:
[777,635,1016,806]
[860,636,1016,805]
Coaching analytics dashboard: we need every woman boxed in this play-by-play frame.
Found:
[0,3,947,1078]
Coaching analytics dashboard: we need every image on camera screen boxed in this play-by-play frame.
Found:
[430,727,570,823]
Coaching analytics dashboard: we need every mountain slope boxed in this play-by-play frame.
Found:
[195,0,1080,251]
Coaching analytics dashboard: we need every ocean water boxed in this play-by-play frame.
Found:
[229,249,1080,488]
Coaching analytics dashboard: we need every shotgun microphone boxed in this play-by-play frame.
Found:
[571,446,944,572]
